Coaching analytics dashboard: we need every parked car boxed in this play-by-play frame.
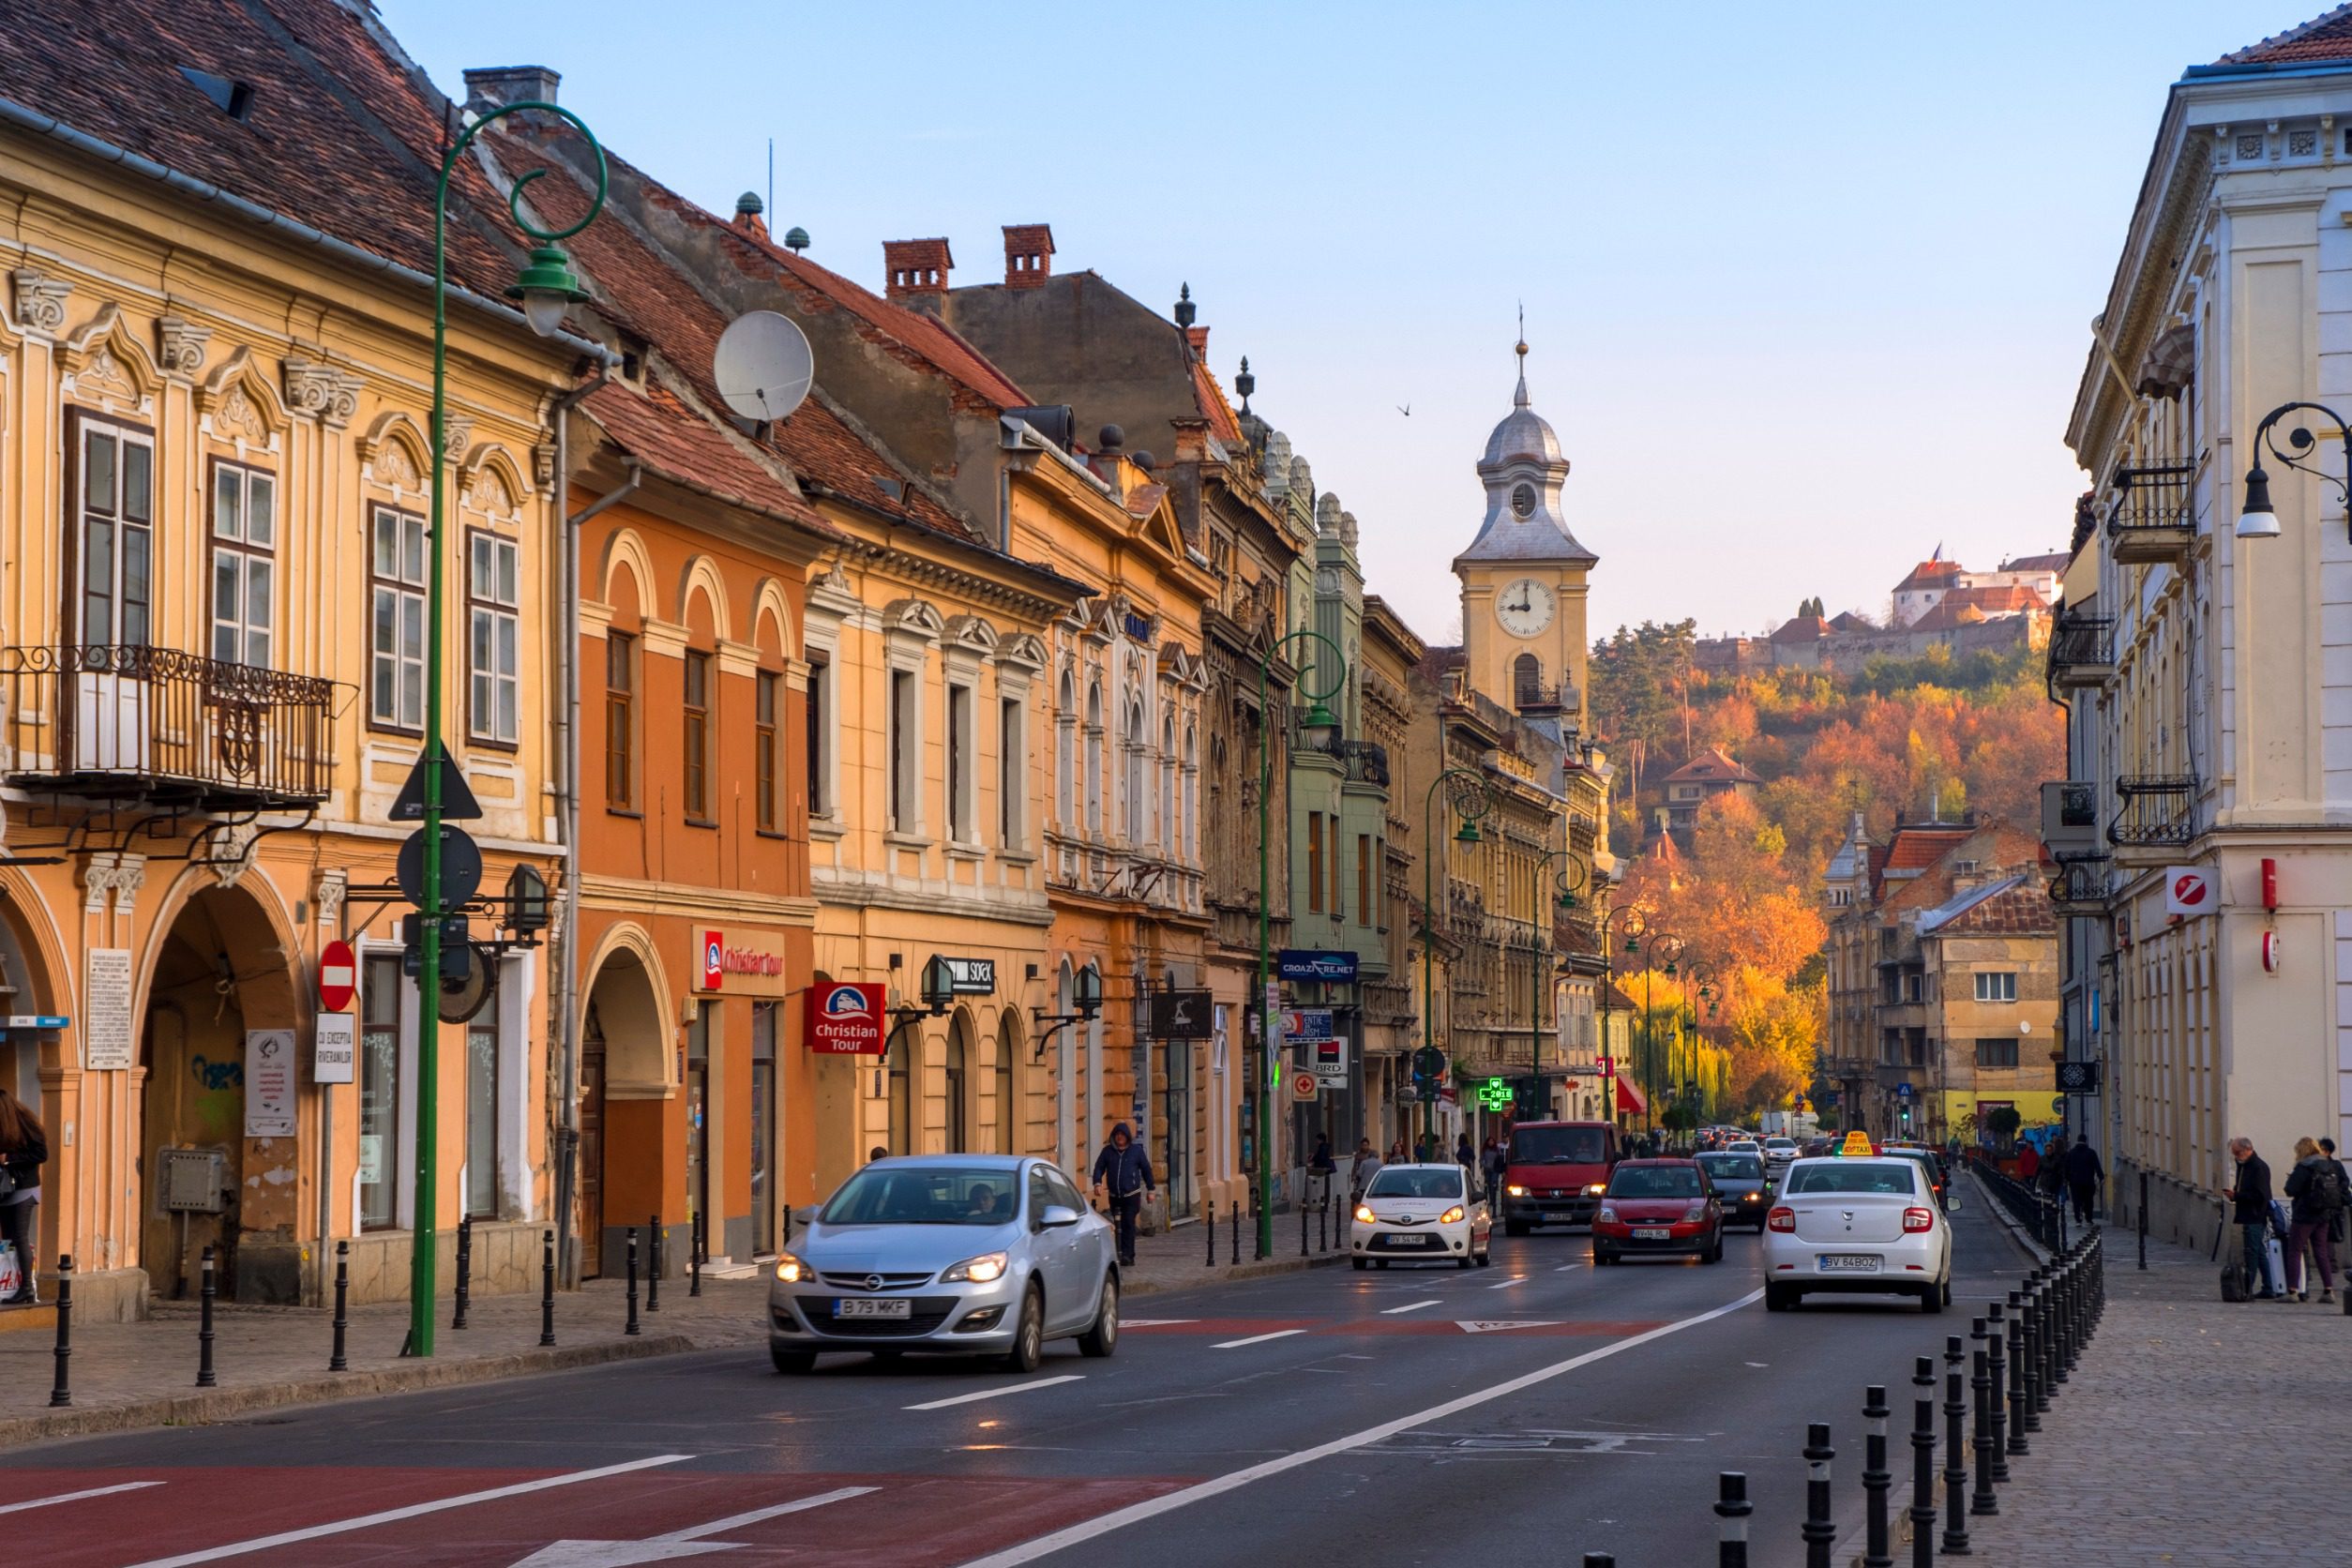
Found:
[1500,1120,1621,1233]
[767,1155,1118,1374]
[1694,1150,1772,1229]
[1763,1155,1956,1313]
[1881,1145,1951,1207]
[1353,1163,1492,1269]
[1592,1158,1725,1264]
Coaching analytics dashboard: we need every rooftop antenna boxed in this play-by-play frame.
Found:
[713,309,813,428]
[766,137,774,227]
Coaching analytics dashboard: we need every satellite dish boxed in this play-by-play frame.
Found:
[713,309,813,424]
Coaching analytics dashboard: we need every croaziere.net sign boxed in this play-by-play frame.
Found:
[806,982,885,1053]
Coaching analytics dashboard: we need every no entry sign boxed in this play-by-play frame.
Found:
[318,939,357,1013]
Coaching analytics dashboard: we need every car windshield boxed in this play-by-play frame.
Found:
[1729,1141,1759,1153]
[1367,1168,1463,1199]
[1764,1139,1796,1151]
[1610,1166,1703,1198]
[1787,1162,1919,1197]
[1510,1126,1606,1164]
[1697,1154,1764,1180]
[819,1166,1021,1226]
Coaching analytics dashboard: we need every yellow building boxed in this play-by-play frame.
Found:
[0,21,586,1312]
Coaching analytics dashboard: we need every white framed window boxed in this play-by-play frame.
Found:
[1183,724,1199,863]
[467,530,520,744]
[947,679,975,842]
[1973,972,2018,1003]
[1054,669,1075,828]
[1084,678,1104,837]
[1124,700,1146,847]
[889,665,920,833]
[73,414,155,648]
[805,644,833,820]
[209,460,275,667]
[1000,695,1025,849]
[370,505,427,731]
[1159,713,1175,858]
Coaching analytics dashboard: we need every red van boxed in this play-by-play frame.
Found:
[1500,1120,1622,1234]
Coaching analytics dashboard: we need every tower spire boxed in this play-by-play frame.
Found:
[1514,305,1530,408]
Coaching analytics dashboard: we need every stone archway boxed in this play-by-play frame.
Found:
[0,880,65,1289]
[139,877,301,1301]
[994,1007,1023,1154]
[580,929,671,1278]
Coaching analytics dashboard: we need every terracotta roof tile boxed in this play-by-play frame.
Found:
[2218,5,2352,65]
[1662,746,1760,785]
[581,379,831,535]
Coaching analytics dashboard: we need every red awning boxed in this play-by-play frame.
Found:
[1615,1077,1647,1114]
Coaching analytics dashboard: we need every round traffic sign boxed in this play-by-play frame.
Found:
[396,823,484,910]
[1289,1069,1319,1102]
[318,938,357,1013]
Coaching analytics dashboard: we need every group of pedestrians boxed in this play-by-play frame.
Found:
[2228,1135,2348,1304]
[2018,1131,2106,1225]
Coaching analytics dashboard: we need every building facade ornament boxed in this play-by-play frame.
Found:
[208,822,263,888]
[82,851,147,917]
[283,354,361,427]
[10,268,72,338]
[156,314,214,379]
[315,868,348,932]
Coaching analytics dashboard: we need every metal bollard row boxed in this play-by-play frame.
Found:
[50,1254,72,1409]
[540,1228,559,1347]
[453,1214,472,1331]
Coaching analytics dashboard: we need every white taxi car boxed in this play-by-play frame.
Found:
[1351,1163,1491,1270]
[1762,1155,1955,1313]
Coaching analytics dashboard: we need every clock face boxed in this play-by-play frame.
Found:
[1511,482,1537,519]
[1496,578,1555,638]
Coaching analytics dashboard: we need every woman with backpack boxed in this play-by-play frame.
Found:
[2283,1135,2343,1304]
[0,1087,46,1306]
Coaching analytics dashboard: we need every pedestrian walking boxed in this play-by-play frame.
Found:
[2322,1138,2351,1263]
[1090,1122,1155,1269]
[2283,1136,2343,1304]
[1350,1139,1383,1206]
[1308,1134,1337,1215]
[2016,1139,2041,1184]
[1454,1133,1477,1192]
[0,1087,46,1306]
[2226,1137,2284,1300]
[1481,1138,1507,1204]
[2063,1136,2104,1226]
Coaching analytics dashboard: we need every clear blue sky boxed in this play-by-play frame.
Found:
[384,0,2302,642]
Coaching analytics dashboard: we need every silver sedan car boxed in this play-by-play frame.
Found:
[767,1155,1119,1374]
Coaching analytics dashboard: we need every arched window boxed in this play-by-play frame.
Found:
[1055,668,1075,827]
[1159,713,1176,861]
[1124,699,1146,847]
[887,1025,912,1155]
[1514,652,1543,707]
[1183,723,1199,863]
[945,1014,970,1153]
[996,1010,1020,1153]
[1084,678,1104,837]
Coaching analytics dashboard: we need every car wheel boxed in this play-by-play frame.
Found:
[1920,1281,1945,1315]
[1003,1285,1046,1372]
[770,1349,815,1375]
[1351,1257,1368,1271]
[1939,1275,1953,1308]
[1702,1237,1721,1265]
[1476,1247,1493,1268]
[1764,1283,1795,1311]
[1505,1220,1531,1238]
[1456,1253,1473,1270]
[1077,1274,1119,1358]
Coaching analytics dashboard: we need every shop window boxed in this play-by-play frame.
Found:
[360,953,405,1230]
[465,1005,503,1219]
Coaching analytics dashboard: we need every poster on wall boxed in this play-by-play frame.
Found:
[84,947,134,1069]
[245,1028,297,1137]
[314,1013,357,1085]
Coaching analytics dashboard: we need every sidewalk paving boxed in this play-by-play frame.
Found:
[1955,1208,2352,1566]
[0,1214,1341,1449]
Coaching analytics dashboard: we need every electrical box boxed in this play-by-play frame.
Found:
[159,1147,228,1214]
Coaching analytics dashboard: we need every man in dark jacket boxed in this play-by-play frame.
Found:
[2063,1138,2104,1225]
[2226,1137,2281,1300]
[1091,1123,1155,1268]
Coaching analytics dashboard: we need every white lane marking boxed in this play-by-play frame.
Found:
[1380,1300,1441,1315]
[506,1540,731,1565]
[1455,1319,1563,1334]
[949,1290,1763,1568]
[1553,1264,1582,1273]
[1120,1319,1197,1327]
[1485,1275,1527,1289]
[1212,1329,1306,1349]
[904,1375,1086,1411]
[126,1455,694,1568]
[655,1485,880,1541]
[0,1482,163,1515]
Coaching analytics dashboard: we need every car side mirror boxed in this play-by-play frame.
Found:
[1039,1204,1082,1229]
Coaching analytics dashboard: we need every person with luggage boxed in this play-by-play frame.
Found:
[2227,1137,2284,1300]
[2284,1136,2344,1304]
[0,1087,45,1306]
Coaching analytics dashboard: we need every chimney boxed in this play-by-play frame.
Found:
[1003,223,1054,288]
[462,65,561,112]
[732,192,769,242]
[1185,325,1209,361]
[882,237,954,303]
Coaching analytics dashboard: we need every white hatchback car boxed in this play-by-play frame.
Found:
[1762,1156,1955,1312]
[1352,1163,1492,1269]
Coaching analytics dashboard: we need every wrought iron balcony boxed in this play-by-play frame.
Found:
[2041,779,2100,852]
[1,644,335,810]
[1511,677,1580,716]
[2046,854,2111,914]
[2109,775,2198,851]
[2046,611,2115,690]
[2104,463,2195,565]
[1297,737,1390,787]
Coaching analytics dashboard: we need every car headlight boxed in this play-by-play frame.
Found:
[1595,1205,1618,1225]
[1440,1205,1466,1225]
[1354,1205,1376,1224]
[1506,1184,1529,1198]
[941,1251,1009,1284]
[1583,1183,1607,1196]
[773,1252,812,1284]
[1683,1203,1709,1223]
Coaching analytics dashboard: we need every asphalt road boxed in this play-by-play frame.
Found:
[2,1204,2029,1568]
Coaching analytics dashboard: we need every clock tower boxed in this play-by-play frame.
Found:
[1454,337,1597,716]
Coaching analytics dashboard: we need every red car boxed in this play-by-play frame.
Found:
[1591,1158,1725,1265]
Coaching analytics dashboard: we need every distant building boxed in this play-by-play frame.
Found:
[1892,558,1966,627]
[1655,746,1761,840]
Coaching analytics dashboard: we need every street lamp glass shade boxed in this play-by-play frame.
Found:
[1455,819,1482,844]
[508,244,588,337]
[503,863,550,939]
[920,954,957,1012]
[1623,935,1639,955]
[2237,465,2281,538]
[1072,963,1105,1018]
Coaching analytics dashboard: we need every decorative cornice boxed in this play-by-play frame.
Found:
[10,268,71,339]
[155,314,213,380]
[580,874,819,926]
[283,354,361,428]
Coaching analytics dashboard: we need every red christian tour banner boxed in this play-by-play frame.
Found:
[807,981,885,1053]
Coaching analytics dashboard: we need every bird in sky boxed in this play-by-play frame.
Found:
[1396,403,1410,417]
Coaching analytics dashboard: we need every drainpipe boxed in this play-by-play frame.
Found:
[551,396,639,1287]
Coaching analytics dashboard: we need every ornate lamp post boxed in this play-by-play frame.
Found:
[1418,759,1493,1157]
[1255,629,1345,1259]
[409,102,606,1358]
[1599,904,1650,1133]
[1518,849,1586,1108]
[2235,400,2352,541]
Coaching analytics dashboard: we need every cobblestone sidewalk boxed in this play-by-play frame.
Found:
[0,1214,1337,1448]
[1958,1217,2352,1566]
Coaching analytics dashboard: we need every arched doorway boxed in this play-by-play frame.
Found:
[887,1018,912,1155]
[580,936,670,1278]
[141,880,300,1301]
[995,1008,1021,1153]
[0,886,59,1288]
[944,1010,971,1153]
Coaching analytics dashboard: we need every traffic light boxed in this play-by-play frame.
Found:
[1898,1101,1913,1129]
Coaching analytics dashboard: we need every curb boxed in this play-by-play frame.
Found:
[0,1333,697,1449]
[1968,1169,2054,1267]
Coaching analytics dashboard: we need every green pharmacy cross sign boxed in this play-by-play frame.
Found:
[1477,1076,1515,1112]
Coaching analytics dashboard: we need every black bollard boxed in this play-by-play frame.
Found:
[625,1228,641,1336]
[453,1214,472,1331]
[1802,1422,1835,1568]
[1319,1196,1328,1253]
[1940,1334,1969,1554]
[1985,1302,2010,1482]
[1584,1557,1615,1568]
[2137,1170,2148,1271]
[1969,1325,1998,1516]
[1862,1384,1892,1568]
[1230,1199,1240,1266]
[2044,1268,2066,1392]
[1714,1470,1752,1568]
[647,1214,662,1313]
[330,1241,350,1372]
[690,1211,703,1299]
[1908,1355,1937,1568]
[1207,1205,1216,1268]
[1301,1193,1309,1258]
[49,1254,72,1409]
[196,1245,219,1388]
[2031,1274,2054,1418]
[2050,1259,2071,1384]
[540,1229,558,1347]
[2005,1290,2031,1453]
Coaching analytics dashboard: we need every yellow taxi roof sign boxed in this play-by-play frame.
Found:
[1839,1130,1875,1157]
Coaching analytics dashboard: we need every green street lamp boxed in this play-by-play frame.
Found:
[1518,847,1585,1109]
[1255,628,1346,1259]
[1418,760,1493,1156]
[408,101,607,1359]
[1640,930,1682,1142]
